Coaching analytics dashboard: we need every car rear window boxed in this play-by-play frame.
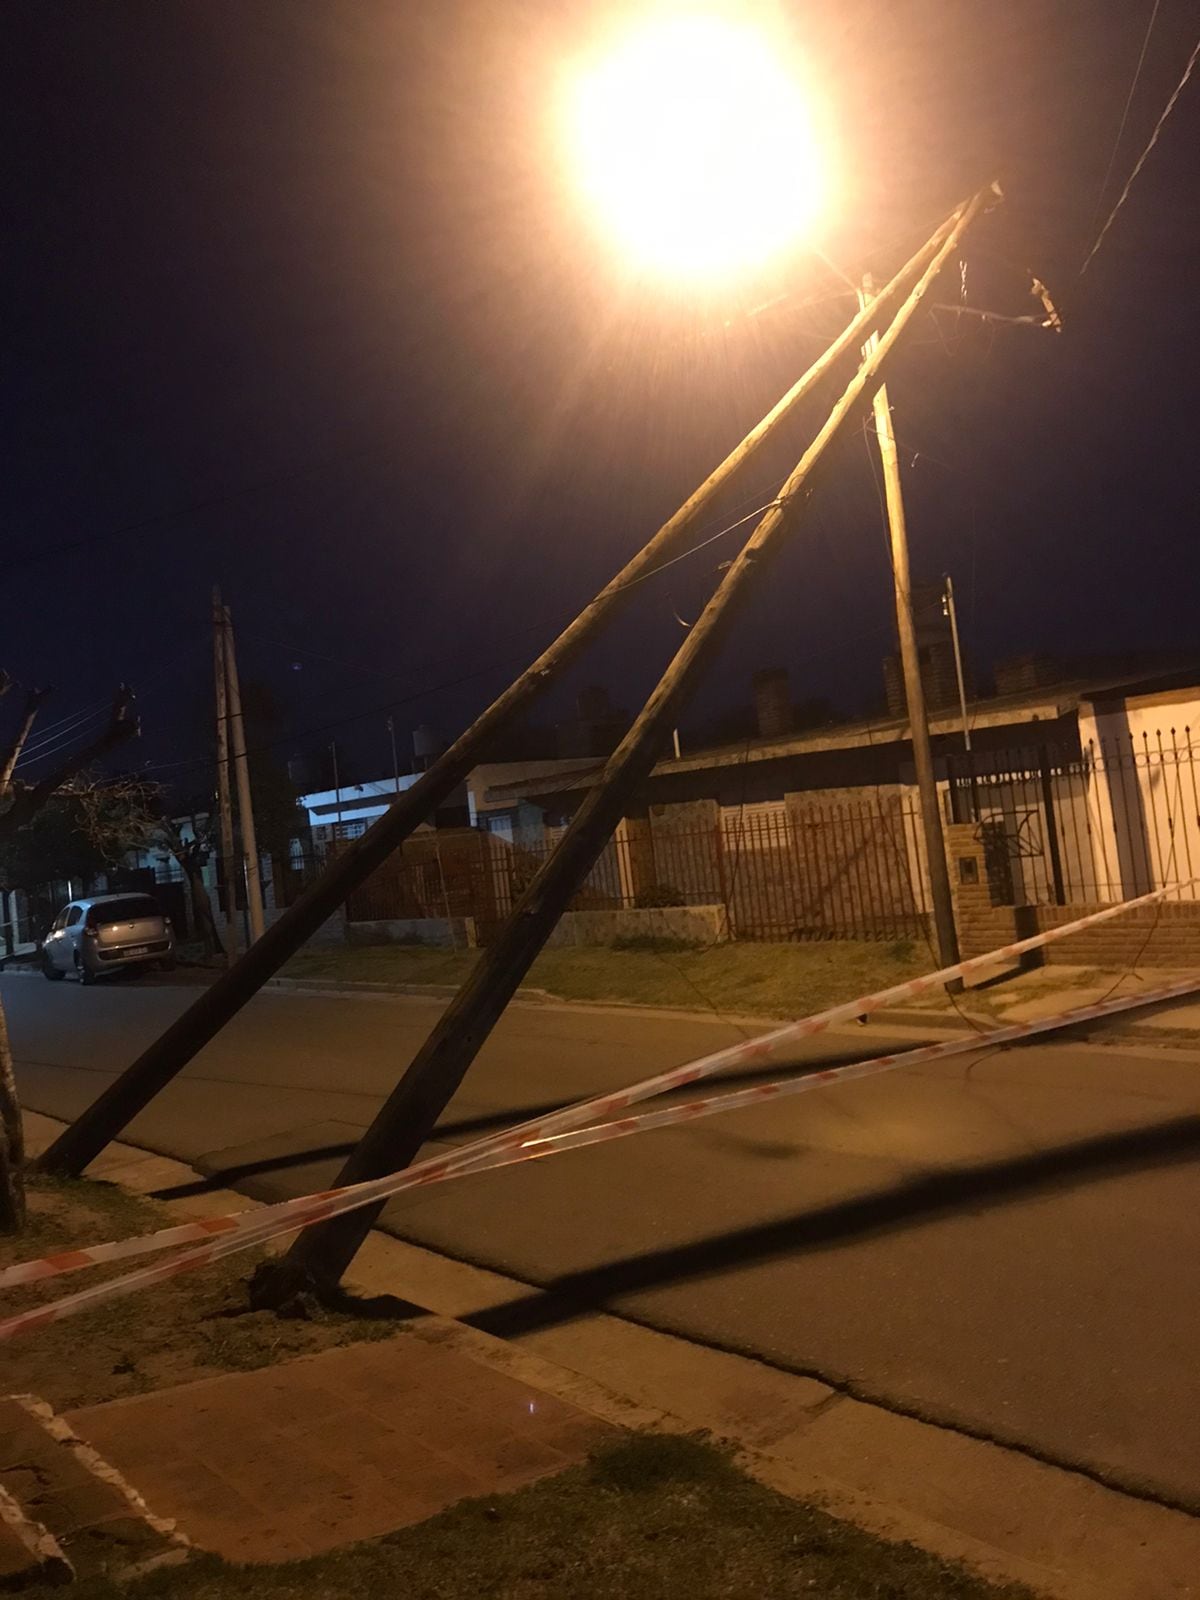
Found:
[87,897,160,927]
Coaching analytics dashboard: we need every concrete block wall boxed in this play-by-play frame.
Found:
[262,905,347,946]
[544,905,728,948]
[346,916,477,949]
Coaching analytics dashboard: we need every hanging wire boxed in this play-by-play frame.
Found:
[1080,32,1200,275]
[10,704,107,761]
[1085,0,1162,256]
[13,711,110,770]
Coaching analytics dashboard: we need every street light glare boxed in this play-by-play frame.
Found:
[566,12,825,281]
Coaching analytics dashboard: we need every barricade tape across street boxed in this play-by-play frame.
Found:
[2,880,1197,1340]
[4,969,1198,1344]
[4,876,1192,1293]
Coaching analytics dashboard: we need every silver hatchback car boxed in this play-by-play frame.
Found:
[41,893,176,985]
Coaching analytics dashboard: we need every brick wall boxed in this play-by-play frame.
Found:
[945,821,1200,966]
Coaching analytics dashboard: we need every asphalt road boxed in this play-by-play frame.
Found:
[5,971,1199,1510]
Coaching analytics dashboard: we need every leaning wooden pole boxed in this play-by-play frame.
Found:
[34,209,967,1180]
[258,184,999,1302]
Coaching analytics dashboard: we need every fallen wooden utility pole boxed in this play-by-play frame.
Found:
[34,206,968,1180]
[256,184,998,1303]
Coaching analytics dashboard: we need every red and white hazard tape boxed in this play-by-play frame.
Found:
[5,967,1198,1344]
[2,881,1196,1341]
[521,971,1200,1157]
[5,877,1194,1297]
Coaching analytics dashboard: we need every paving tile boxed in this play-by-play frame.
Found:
[194,1520,315,1564]
[146,1472,264,1530]
[450,1431,571,1488]
[61,1514,173,1580]
[66,1331,613,1563]
[534,1416,617,1457]
[23,1477,129,1537]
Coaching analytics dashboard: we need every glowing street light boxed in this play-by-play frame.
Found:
[563,11,828,281]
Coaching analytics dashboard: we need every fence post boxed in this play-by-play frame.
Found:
[623,810,657,905]
[1038,745,1067,906]
[713,821,733,937]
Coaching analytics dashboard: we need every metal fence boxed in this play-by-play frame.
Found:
[347,804,932,945]
[947,729,1200,907]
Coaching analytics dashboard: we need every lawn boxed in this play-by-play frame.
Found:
[0,1177,402,1411]
[284,937,933,1019]
[36,1433,1036,1600]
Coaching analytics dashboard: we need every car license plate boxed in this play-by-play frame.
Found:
[123,945,150,957]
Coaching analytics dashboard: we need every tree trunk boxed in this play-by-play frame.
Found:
[0,993,26,1232]
[186,863,223,958]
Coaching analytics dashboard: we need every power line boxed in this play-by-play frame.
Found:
[130,653,536,781]
[235,479,792,691]
[12,642,207,772]
[14,710,110,769]
[1080,31,1200,276]
[9,703,105,758]
[1085,0,1162,257]
[124,485,798,784]
[7,692,110,741]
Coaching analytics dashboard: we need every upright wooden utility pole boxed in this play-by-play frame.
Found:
[859,281,960,971]
[222,603,266,944]
[212,588,237,962]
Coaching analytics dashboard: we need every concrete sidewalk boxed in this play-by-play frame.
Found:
[65,1329,615,1563]
[877,962,1200,1040]
[19,1112,1200,1600]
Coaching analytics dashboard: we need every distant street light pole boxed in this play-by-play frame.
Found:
[387,715,401,797]
[211,588,237,962]
[859,280,960,972]
[221,604,266,945]
[330,742,342,833]
[943,573,971,754]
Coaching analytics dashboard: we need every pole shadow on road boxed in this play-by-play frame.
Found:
[466,1114,1200,1342]
[149,1041,921,1201]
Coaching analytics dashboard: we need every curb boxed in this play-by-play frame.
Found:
[266,977,1200,1050]
[16,1112,1200,1600]
[11,958,1199,1049]
[265,976,557,1005]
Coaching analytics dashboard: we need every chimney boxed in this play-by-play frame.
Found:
[412,724,445,771]
[752,668,792,739]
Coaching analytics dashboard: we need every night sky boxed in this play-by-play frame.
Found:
[5,1,1198,793]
